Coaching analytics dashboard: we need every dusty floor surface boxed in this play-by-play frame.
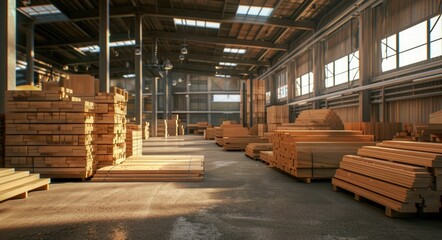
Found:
[0,135,441,240]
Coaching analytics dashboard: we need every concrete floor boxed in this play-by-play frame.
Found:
[0,135,441,240]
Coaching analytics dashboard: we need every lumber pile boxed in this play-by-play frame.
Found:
[245,143,273,159]
[294,109,344,130]
[332,140,442,217]
[0,115,4,167]
[215,125,248,146]
[0,168,50,202]
[196,122,209,135]
[429,110,442,124]
[126,124,143,157]
[393,123,415,141]
[142,122,150,140]
[204,127,216,140]
[166,119,179,136]
[91,155,204,182]
[260,151,273,164]
[241,79,266,126]
[344,122,403,140]
[179,122,185,135]
[257,124,267,137]
[156,119,168,137]
[272,130,374,181]
[5,88,97,178]
[223,137,269,151]
[267,105,289,132]
[82,87,128,169]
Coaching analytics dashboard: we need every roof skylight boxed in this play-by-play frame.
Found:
[77,40,135,53]
[215,74,232,78]
[174,18,220,29]
[236,5,273,17]
[223,48,246,54]
[18,4,62,17]
[123,74,136,78]
[219,62,238,67]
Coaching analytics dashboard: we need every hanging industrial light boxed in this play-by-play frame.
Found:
[172,80,177,86]
[179,54,185,61]
[177,77,183,83]
[163,59,173,70]
[181,44,188,55]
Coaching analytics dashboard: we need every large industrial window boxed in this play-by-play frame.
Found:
[212,94,240,102]
[325,51,359,88]
[399,22,427,67]
[276,70,287,99]
[295,72,313,96]
[430,15,442,58]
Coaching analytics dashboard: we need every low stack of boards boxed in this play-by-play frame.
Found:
[0,168,50,202]
[429,110,442,124]
[5,88,96,179]
[223,136,269,151]
[332,141,442,217]
[271,130,374,182]
[245,143,273,160]
[92,155,204,182]
[266,105,289,132]
[126,124,143,157]
[82,87,128,169]
[197,122,209,135]
[142,122,150,140]
[0,115,4,167]
[259,151,273,164]
[344,122,403,141]
[156,119,168,137]
[293,109,344,130]
[214,124,247,146]
[204,127,215,140]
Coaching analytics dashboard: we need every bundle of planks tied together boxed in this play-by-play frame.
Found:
[5,88,96,178]
[126,124,143,157]
[272,130,374,182]
[204,127,215,140]
[0,114,5,167]
[82,87,128,169]
[292,109,344,130]
[245,143,273,159]
[332,140,442,217]
[266,105,289,132]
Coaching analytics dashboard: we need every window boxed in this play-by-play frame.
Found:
[224,48,247,54]
[236,5,273,17]
[381,34,397,72]
[18,4,61,17]
[324,51,359,88]
[276,71,287,99]
[265,91,271,104]
[213,94,240,102]
[295,72,314,96]
[399,22,427,67]
[215,74,231,78]
[174,18,220,29]
[430,15,442,58]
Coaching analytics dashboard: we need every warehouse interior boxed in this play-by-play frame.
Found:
[1,0,442,239]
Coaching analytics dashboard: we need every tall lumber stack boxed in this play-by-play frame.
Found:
[241,79,266,126]
[332,140,442,217]
[0,115,5,167]
[142,122,150,140]
[272,130,374,181]
[82,87,128,169]
[126,124,143,157]
[344,122,403,141]
[4,88,96,178]
[266,105,289,132]
[156,119,168,137]
[166,119,179,136]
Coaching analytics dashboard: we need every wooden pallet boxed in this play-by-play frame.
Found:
[0,168,50,202]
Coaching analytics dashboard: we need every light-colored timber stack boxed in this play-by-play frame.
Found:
[241,79,266,126]
[5,88,96,178]
[82,87,128,169]
[0,115,4,167]
[292,109,344,130]
[166,119,179,136]
[257,124,267,137]
[204,127,216,140]
[214,124,246,146]
[332,140,442,217]
[91,155,204,182]
[223,136,269,151]
[156,119,168,137]
[245,143,273,159]
[197,122,209,135]
[126,124,143,157]
[266,105,289,132]
[259,151,273,164]
[272,130,374,182]
[429,110,442,124]
[344,122,403,141]
[0,168,50,202]
[142,122,150,140]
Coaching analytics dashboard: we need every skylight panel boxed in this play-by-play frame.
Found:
[18,4,61,17]
[215,74,231,78]
[219,62,237,66]
[174,18,220,29]
[248,6,261,15]
[236,6,249,15]
[259,7,273,17]
[123,74,135,78]
[77,40,135,53]
[236,5,273,17]
[223,48,247,54]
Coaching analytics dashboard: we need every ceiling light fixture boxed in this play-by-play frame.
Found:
[177,78,183,83]
[163,59,173,70]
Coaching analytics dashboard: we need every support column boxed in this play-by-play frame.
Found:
[312,44,323,109]
[249,77,253,127]
[164,73,169,120]
[26,23,34,86]
[0,0,16,114]
[152,77,158,137]
[242,82,247,127]
[99,0,110,93]
[358,8,372,122]
[270,74,277,105]
[135,14,143,125]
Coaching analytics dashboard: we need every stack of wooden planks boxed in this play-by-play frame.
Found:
[272,130,374,182]
[332,140,442,217]
[223,136,269,151]
[166,119,179,136]
[126,124,143,157]
[241,79,266,126]
[344,122,403,140]
[259,151,273,164]
[5,88,96,178]
[142,122,150,140]
[429,110,442,124]
[156,119,168,137]
[204,127,216,140]
[267,105,289,132]
[257,124,267,137]
[215,125,248,146]
[91,155,204,182]
[0,168,50,202]
[0,115,4,167]
[82,87,128,169]
[245,143,273,159]
[294,109,344,130]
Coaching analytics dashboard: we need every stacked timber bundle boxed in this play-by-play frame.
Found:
[0,168,50,202]
[142,122,150,140]
[429,110,442,124]
[214,125,246,146]
[4,88,96,178]
[197,122,209,135]
[82,87,128,169]
[126,124,143,157]
[156,119,168,137]
[332,140,442,217]
[266,105,289,132]
[0,114,4,167]
[245,143,273,159]
[257,124,267,137]
[293,109,344,130]
[259,151,273,164]
[204,127,216,140]
[344,122,403,141]
[241,79,266,126]
[92,155,204,182]
[223,136,269,151]
[413,110,442,142]
[166,119,179,136]
[272,130,374,182]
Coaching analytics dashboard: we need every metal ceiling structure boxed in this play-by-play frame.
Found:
[16,0,340,79]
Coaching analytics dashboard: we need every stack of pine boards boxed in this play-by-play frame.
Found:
[332,140,442,217]
[272,130,374,182]
[0,168,50,202]
[344,122,403,141]
[81,87,128,169]
[215,124,269,150]
[259,151,273,164]
[245,143,273,160]
[266,105,289,132]
[291,109,344,130]
[204,127,216,140]
[156,119,168,137]
[92,155,204,182]
[5,88,96,179]
[126,124,143,157]
[142,122,150,140]
[0,114,4,167]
